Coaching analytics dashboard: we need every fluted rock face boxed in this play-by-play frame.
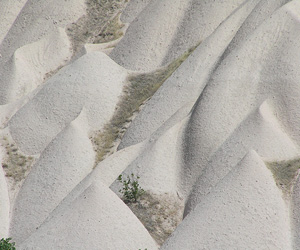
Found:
[1,0,300,249]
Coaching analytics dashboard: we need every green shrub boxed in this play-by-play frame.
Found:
[0,238,16,250]
[118,173,145,203]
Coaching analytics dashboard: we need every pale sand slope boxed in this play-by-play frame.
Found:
[185,100,300,215]
[18,181,158,250]
[119,0,294,151]
[111,117,186,197]
[0,0,27,44]
[183,0,300,196]
[111,0,191,72]
[118,0,260,150]
[0,28,72,104]
[120,0,152,24]
[9,111,95,244]
[0,164,9,237]
[0,0,86,109]
[12,140,156,249]
[110,0,246,71]
[96,141,146,187]
[9,51,127,155]
[118,0,292,151]
[160,0,247,66]
[116,92,300,209]
[161,151,292,250]
[0,0,85,63]
[224,0,290,56]
[11,134,151,248]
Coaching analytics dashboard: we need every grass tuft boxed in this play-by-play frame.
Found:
[91,42,200,165]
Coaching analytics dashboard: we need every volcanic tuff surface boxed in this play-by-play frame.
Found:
[1,0,300,249]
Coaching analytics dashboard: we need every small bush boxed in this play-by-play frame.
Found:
[0,238,16,250]
[118,173,145,203]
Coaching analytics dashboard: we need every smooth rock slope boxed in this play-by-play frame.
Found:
[9,111,95,244]
[9,51,128,155]
[18,181,158,250]
[161,151,292,250]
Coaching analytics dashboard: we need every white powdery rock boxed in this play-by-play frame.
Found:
[19,181,158,250]
[162,151,292,250]
[9,111,95,244]
[9,51,128,155]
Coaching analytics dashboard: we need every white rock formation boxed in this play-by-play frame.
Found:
[0,0,27,44]
[183,0,300,198]
[110,0,246,71]
[185,100,300,215]
[0,0,86,62]
[19,181,158,250]
[120,0,152,24]
[111,118,186,197]
[9,111,95,244]
[9,52,128,155]
[0,28,72,104]
[1,0,300,248]
[161,151,292,250]
[118,0,261,149]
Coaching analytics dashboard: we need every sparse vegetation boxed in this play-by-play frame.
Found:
[91,42,201,165]
[266,158,300,198]
[127,192,183,245]
[118,173,145,203]
[1,136,34,183]
[92,13,124,44]
[0,238,16,250]
[117,175,184,245]
[66,0,126,55]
